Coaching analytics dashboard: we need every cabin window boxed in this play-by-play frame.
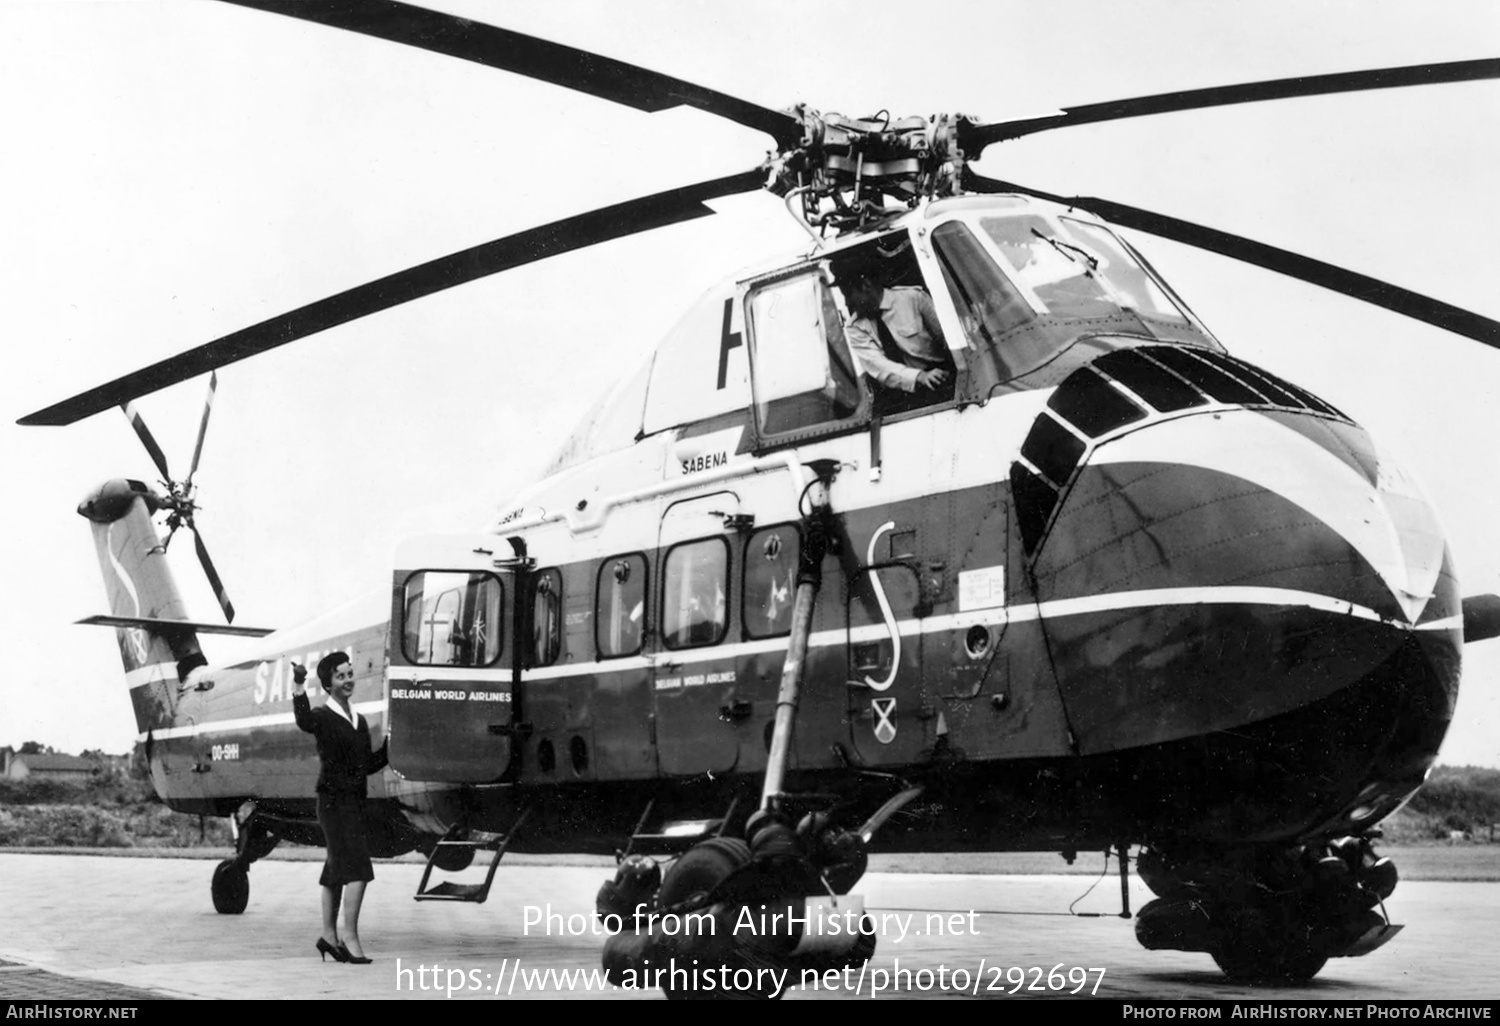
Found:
[743,524,799,639]
[662,538,729,649]
[401,571,504,667]
[530,569,562,667]
[596,554,647,658]
[747,272,862,436]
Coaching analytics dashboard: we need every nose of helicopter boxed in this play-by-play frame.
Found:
[1014,347,1461,783]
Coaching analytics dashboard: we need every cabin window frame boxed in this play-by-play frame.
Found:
[741,262,873,449]
[529,567,563,668]
[659,536,731,651]
[595,552,648,659]
[399,569,506,668]
[741,523,801,640]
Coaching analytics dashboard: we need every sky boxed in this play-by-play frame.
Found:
[1,0,1498,766]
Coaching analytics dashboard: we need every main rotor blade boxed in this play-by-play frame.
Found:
[192,526,236,624]
[20,168,766,426]
[120,401,173,482]
[221,0,803,148]
[961,57,1500,154]
[186,371,218,489]
[965,172,1500,348]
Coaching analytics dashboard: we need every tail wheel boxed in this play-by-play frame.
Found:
[211,860,249,915]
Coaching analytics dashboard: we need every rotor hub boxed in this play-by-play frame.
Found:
[769,106,972,232]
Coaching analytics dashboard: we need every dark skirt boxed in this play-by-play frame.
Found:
[316,792,374,887]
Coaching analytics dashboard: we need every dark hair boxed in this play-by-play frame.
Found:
[829,252,878,290]
[317,651,351,690]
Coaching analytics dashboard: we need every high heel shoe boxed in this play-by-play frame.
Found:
[337,943,372,965]
[316,938,350,963]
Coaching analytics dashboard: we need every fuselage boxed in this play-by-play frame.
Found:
[106,193,1461,855]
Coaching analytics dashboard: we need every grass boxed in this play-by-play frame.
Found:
[0,775,232,849]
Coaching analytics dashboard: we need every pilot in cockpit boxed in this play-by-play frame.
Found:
[830,254,954,408]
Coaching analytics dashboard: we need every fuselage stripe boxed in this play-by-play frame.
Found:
[141,584,1442,741]
[143,700,386,742]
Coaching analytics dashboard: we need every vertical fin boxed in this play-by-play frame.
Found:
[78,479,205,734]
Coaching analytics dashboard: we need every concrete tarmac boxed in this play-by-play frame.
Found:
[0,852,1496,1001]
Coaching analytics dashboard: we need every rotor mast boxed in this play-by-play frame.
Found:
[767,107,972,233]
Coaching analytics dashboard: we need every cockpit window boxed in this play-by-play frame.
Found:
[932,221,1036,378]
[980,215,1190,325]
[1058,218,1187,323]
[980,215,1117,319]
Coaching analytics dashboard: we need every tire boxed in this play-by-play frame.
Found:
[1212,922,1327,984]
[657,839,774,1001]
[656,838,751,908]
[211,860,250,915]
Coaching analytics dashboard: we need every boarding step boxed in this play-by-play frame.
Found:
[414,807,531,903]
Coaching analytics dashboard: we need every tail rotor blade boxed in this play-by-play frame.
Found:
[120,401,173,482]
[186,371,218,488]
[192,527,236,624]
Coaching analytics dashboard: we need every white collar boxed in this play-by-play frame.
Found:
[324,696,358,729]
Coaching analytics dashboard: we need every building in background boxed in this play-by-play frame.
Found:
[1,747,103,782]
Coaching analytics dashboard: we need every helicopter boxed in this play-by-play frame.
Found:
[13,0,1500,997]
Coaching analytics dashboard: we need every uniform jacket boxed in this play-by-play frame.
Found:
[293,690,388,798]
[845,286,950,392]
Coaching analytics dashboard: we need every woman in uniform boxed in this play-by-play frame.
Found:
[293,651,388,964]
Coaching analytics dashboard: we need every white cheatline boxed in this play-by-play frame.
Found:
[143,701,386,742]
[144,583,1440,741]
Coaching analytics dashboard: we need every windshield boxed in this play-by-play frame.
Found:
[980,215,1189,324]
[932,212,1205,385]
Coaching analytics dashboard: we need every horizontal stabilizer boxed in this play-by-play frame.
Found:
[76,614,274,638]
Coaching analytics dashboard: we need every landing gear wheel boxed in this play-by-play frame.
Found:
[656,838,779,1001]
[211,860,250,915]
[1211,922,1327,984]
[656,838,751,907]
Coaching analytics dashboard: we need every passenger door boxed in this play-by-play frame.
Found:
[652,493,741,776]
[387,535,519,783]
